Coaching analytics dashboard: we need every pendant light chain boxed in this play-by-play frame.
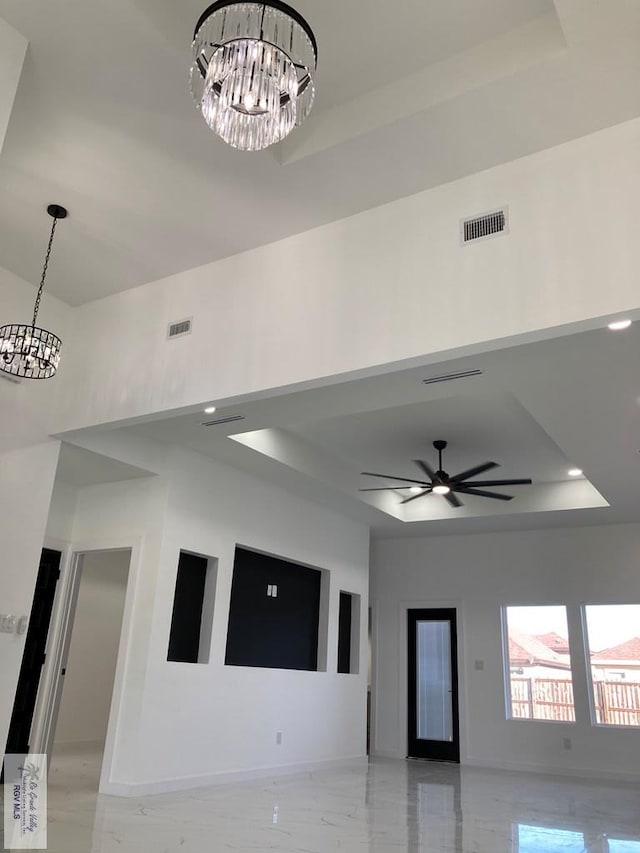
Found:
[32,214,59,328]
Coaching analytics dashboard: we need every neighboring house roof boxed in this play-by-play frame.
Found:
[508,632,571,669]
[592,637,640,662]
[535,632,570,654]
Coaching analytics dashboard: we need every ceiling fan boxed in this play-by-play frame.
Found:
[360,440,532,508]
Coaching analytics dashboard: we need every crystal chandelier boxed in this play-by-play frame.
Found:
[190,1,317,151]
[0,204,67,380]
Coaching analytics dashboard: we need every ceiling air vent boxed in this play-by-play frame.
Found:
[202,414,245,427]
[422,369,483,386]
[461,208,508,244]
[167,318,192,340]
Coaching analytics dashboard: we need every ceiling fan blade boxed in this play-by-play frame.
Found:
[400,488,432,504]
[457,487,513,501]
[359,486,417,491]
[450,461,498,482]
[361,471,432,486]
[444,490,462,508]
[414,459,436,480]
[460,478,532,487]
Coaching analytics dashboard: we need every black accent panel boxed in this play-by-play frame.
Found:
[167,552,208,663]
[225,547,321,671]
[337,592,352,674]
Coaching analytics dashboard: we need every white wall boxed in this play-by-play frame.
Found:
[53,117,640,434]
[45,479,78,543]
[62,439,369,794]
[371,523,640,781]
[0,441,60,756]
[0,16,26,157]
[54,550,130,747]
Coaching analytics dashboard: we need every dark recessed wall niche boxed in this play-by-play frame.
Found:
[225,547,322,671]
[338,591,361,674]
[167,551,217,664]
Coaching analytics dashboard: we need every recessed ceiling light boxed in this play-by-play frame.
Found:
[204,405,217,414]
[433,484,451,495]
[608,319,632,331]
[568,468,583,478]
[409,486,423,494]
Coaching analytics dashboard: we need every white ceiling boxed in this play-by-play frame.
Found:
[113,322,640,538]
[0,1,639,303]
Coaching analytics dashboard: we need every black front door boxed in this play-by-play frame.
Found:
[408,608,460,762]
[4,548,61,758]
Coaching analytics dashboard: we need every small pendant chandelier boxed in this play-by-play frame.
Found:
[0,204,67,380]
[190,1,317,152]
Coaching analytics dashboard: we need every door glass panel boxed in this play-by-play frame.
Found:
[416,620,453,742]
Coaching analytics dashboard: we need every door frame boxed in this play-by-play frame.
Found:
[368,599,379,755]
[29,537,142,793]
[407,608,459,761]
[398,600,467,763]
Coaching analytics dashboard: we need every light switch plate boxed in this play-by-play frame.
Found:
[17,615,29,635]
[0,614,17,634]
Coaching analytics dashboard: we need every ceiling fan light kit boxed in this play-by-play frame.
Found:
[360,440,532,509]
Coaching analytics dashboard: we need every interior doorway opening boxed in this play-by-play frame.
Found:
[3,548,62,777]
[45,548,132,790]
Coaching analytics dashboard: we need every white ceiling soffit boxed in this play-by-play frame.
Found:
[279,11,566,164]
[229,393,608,523]
[55,442,154,487]
[0,1,639,303]
[115,323,640,537]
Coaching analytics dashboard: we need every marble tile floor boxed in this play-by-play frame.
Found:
[4,749,640,853]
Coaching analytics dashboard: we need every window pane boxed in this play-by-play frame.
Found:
[609,841,640,853]
[517,825,584,853]
[503,606,575,722]
[584,604,640,728]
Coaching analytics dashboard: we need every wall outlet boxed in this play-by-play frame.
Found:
[0,614,16,634]
[563,737,572,750]
[276,731,282,745]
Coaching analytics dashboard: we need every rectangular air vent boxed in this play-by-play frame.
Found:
[202,414,245,427]
[461,208,507,244]
[167,318,192,339]
[422,369,483,386]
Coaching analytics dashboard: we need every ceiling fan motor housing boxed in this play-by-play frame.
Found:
[360,436,532,507]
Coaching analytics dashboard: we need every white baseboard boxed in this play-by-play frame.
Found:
[462,757,640,784]
[370,751,640,784]
[100,755,368,797]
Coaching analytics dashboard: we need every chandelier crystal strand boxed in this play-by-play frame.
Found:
[0,205,66,380]
[191,1,317,151]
